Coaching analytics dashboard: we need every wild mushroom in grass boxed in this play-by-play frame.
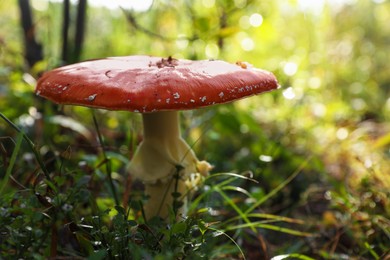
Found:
[35,55,278,219]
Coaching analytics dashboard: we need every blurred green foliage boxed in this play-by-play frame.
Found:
[1,0,389,259]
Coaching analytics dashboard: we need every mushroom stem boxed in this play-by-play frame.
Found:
[129,111,210,219]
[143,111,181,140]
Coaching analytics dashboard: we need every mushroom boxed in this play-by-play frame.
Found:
[35,55,278,219]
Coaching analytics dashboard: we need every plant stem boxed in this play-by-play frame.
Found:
[91,110,120,206]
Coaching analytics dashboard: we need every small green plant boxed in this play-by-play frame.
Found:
[1,111,314,259]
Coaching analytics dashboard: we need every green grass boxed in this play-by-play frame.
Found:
[1,0,390,258]
[0,110,316,259]
[2,105,388,258]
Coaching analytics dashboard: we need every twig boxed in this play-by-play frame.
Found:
[120,7,196,42]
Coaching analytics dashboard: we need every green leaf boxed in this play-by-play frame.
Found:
[75,231,94,255]
[171,222,187,234]
[129,200,142,211]
[127,220,138,227]
[373,132,390,148]
[88,249,107,260]
[171,191,182,198]
[114,205,126,216]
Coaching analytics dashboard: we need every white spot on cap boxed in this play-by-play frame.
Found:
[127,99,131,103]
[36,90,41,96]
[173,92,180,99]
[200,96,207,102]
[87,94,97,101]
[219,92,224,98]
[166,98,170,104]
[190,99,195,103]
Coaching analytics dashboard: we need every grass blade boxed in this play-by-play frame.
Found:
[208,227,246,260]
[190,174,249,211]
[223,213,305,226]
[215,186,256,233]
[224,222,313,237]
[245,156,312,214]
[91,110,119,206]
[271,253,316,260]
[0,132,23,194]
[0,112,52,182]
[221,185,253,198]
[207,172,258,183]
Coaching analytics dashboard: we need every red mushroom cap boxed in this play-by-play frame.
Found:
[36,55,278,112]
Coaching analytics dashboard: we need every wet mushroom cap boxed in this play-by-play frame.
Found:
[36,55,278,112]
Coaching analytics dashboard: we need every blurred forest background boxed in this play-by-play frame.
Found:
[0,0,389,259]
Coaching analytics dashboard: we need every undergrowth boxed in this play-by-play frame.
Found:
[0,111,315,259]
